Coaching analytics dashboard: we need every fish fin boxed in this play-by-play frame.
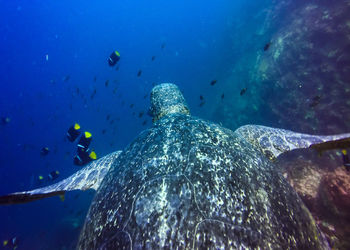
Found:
[235,125,350,161]
[0,151,122,205]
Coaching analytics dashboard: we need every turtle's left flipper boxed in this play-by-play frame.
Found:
[235,125,350,161]
[0,151,122,205]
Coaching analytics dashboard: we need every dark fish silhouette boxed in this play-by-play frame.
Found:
[143,94,148,99]
[40,147,50,156]
[1,117,10,125]
[102,129,106,134]
[93,76,97,82]
[91,89,97,100]
[139,111,144,118]
[105,80,109,87]
[210,80,217,86]
[264,42,271,51]
[106,115,110,120]
[142,120,147,126]
[200,95,204,101]
[63,75,70,82]
[240,88,247,96]
[137,70,142,77]
[130,104,134,108]
[161,43,166,49]
[151,56,156,61]
[221,93,225,100]
[199,102,205,107]
[309,95,321,108]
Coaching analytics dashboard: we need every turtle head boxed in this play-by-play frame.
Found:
[150,83,190,123]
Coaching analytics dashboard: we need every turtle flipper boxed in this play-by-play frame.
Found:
[0,151,121,205]
[235,125,350,160]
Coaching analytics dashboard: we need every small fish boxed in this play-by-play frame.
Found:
[210,80,217,86]
[113,88,117,94]
[48,170,60,181]
[221,93,225,100]
[106,114,111,120]
[63,75,70,82]
[200,95,204,101]
[142,120,147,126]
[199,102,205,107]
[143,94,148,99]
[151,56,156,61]
[102,129,106,134]
[309,95,321,108]
[67,123,81,142]
[240,88,247,96]
[130,104,134,108]
[161,43,166,49]
[264,42,271,51]
[110,119,114,124]
[341,149,350,171]
[40,147,50,156]
[139,111,144,118]
[1,117,10,125]
[105,80,109,87]
[76,87,80,94]
[3,237,18,248]
[137,70,142,77]
[93,76,97,82]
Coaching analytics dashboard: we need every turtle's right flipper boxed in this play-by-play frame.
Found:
[235,125,350,161]
[0,151,121,205]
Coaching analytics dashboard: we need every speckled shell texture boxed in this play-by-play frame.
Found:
[78,114,327,249]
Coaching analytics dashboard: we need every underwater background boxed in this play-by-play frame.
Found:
[0,0,349,249]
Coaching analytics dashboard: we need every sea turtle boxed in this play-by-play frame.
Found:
[1,83,350,249]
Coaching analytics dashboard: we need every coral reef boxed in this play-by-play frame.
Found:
[279,152,350,249]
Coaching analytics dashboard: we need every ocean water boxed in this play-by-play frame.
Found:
[0,0,349,249]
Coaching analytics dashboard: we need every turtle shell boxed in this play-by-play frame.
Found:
[78,114,326,249]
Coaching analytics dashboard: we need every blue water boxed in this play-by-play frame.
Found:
[1,0,348,248]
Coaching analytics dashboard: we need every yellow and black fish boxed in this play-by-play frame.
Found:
[67,123,81,142]
[40,147,50,156]
[77,132,92,153]
[74,150,97,166]
[108,51,120,66]
[342,149,350,171]
[48,170,60,181]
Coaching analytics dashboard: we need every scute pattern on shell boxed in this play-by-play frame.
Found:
[78,114,327,249]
